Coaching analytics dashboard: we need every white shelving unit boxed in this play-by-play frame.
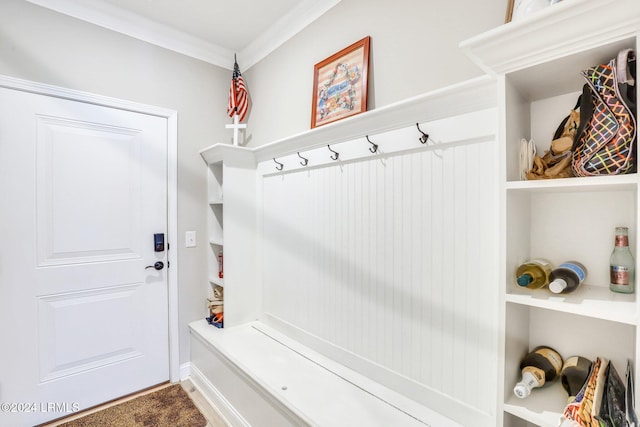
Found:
[200,145,258,328]
[461,0,640,425]
[207,162,224,289]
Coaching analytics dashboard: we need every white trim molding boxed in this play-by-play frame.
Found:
[24,0,342,70]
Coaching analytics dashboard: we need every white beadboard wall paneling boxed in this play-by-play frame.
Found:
[259,129,498,425]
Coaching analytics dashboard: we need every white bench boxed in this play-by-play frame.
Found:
[188,320,462,427]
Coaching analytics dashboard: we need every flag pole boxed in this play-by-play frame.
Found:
[226,54,247,146]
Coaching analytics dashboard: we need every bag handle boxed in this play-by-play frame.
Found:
[571,84,594,152]
[617,48,636,86]
[553,95,583,141]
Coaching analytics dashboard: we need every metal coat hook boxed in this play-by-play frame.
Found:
[327,144,339,161]
[366,135,378,153]
[416,123,429,144]
[297,152,309,166]
[273,157,284,171]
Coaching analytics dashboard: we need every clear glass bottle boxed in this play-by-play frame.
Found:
[610,227,635,294]
[515,259,553,289]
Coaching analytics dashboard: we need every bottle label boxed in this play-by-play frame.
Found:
[615,235,629,247]
[529,258,551,267]
[611,265,630,285]
[558,262,586,281]
[533,347,563,375]
[522,366,545,386]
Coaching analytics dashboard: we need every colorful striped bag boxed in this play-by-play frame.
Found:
[572,49,637,176]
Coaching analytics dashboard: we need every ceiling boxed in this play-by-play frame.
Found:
[25,0,342,70]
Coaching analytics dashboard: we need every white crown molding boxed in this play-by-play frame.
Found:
[25,0,342,70]
[459,0,640,76]
[241,0,342,69]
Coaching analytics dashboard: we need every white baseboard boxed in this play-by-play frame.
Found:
[180,362,191,381]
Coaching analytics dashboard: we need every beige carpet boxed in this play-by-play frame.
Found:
[59,384,207,427]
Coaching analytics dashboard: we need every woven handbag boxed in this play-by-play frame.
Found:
[572,49,637,176]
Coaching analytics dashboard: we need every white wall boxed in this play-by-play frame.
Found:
[0,0,227,365]
[0,0,506,372]
[244,0,505,147]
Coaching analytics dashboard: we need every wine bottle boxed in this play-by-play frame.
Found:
[515,259,553,289]
[560,356,592,403]
[513,345,563,398]
[610,227,635,294]
[548,261,587,294]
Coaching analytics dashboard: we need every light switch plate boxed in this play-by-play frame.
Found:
[185,231,197,248]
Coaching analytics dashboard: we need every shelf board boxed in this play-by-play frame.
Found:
[506,284,637,325]
[209,198,224,205]
[459,0,640,79]
[200,77,496,164]
[200,144,255,168]
[209,277,224,287]
[209,238,224,246]
[506,174,637,193]
[503,381,566,427]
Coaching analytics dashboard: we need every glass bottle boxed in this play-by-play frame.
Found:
[560,355,592,403]
[513,345,563,398]
[217,249,224,279]
[610,227,635,294]
[548,261,587,294]
[515,259,553,289]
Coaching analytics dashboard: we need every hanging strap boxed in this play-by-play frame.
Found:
[616,49,636,117]
[617,48,636,86]
[553,94,583,141]
[571,84,594,152]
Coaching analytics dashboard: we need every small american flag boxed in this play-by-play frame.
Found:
[227,58,248,122]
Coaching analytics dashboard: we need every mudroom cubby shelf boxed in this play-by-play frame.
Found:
[461,0,640,425]
[200,145,258,328]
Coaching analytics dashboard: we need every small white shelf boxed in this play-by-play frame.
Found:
[506,284,637,325]
[209,198,224,205]
[209,238,224,246]
[503,381,566,427]
[209,277,224,287]
[506,174,638,193]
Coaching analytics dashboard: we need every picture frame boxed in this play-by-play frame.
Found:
[311,36,370,128]
[506,0,553,23]
[505,0,515,22]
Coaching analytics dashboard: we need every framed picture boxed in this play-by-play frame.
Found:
[506,0,551,22]
[311,36,370,128]
[505,0,516,22]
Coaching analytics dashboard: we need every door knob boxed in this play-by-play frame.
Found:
[145,261,164,271]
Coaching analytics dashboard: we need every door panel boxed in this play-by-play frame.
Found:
[37,284,146,383]
[0,87,169,426]
[36,114,143,266]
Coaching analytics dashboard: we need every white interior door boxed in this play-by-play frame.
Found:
[0,86,170,426]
